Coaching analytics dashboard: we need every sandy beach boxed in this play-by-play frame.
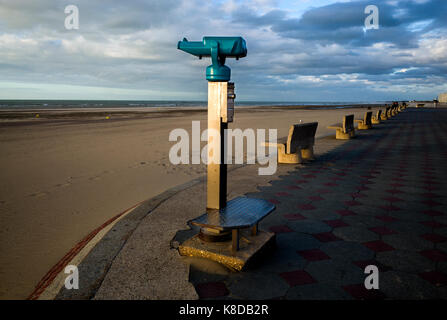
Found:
[0,104,389,299]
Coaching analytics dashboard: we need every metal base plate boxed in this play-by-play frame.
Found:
[198,229,231,242]
[179,229,275,271]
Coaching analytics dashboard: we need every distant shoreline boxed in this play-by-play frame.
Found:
[0,99,392,110]
[0,103,387,122]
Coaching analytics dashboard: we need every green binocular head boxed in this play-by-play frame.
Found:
[177,36,247,81]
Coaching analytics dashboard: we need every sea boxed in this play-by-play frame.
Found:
[0,100,387,110]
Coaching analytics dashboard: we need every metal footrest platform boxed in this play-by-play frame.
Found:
[189,196,275,252]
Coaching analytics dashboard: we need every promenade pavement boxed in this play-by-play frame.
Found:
[54,106,447,300]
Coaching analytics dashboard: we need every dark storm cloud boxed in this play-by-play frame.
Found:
[233,0,446,48]
[0,0,179,32]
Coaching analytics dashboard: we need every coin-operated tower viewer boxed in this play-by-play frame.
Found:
[176,37,276,270]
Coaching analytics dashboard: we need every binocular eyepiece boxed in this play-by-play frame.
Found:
[177,36,247,81]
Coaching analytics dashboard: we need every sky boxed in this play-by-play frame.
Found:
[0,0,446,102]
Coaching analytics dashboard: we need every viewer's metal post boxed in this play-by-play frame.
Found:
[207,82,225,209]
[207,82,234,209]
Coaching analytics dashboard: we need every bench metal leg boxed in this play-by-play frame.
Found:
[232,229,239,252]
[335,129,351,140]
[251,223,258,236]
[277,144,302,164]
[301,146,314,160]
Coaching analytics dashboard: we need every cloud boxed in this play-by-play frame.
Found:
[0,0,446,101]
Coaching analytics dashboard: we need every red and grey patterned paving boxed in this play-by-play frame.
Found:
[190,108,447,300]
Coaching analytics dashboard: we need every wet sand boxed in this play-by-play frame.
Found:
[0,105,383,299]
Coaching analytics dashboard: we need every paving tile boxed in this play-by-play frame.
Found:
[298,249,331,262]
[382,234,433,252]
[418,271,447,287]
[375,215,398,223]
[422,199,443,207]
[343,284,386,300]
[286,283,352,300]
[336,209,356,217]
[315,188,332,194]
[341,215,383,229]
[369,226,397,235]
[269,225,293,233]
[275,192,291,197]
[388,220,431,235]
[324,219,349,228]
[321,241,374,261]
[279,270,316,287]
[227,272,289,299]
[385,189,405,195]
[421,185,440,192]
[363,240,395,253]
[438,261,447,274]
[344,200,362,207]
[333,226,380,242]
[352,205,387,217]
[289,219,333,234]
[420,221,445,228]
[195,282,229,299]
[276,232,321,251]
[380,271,438,299]
[435,227,447,238]
[389,183,405,188]
[283,213,306,221]
[334,172,347,176]
[256,245,307,274]
[420,233,447,243]
[324,182,338,187]
[420,249,447,262]
[306,259,364,286]
[357,186,370,191]
[313,232,341,243]
[434,215,447,225]
[352,259,392,272]
[297,203,317,210]
[382,196,404,203]
[377,250,434,273]
[379,204,402,211]
[419,192,443,199]
[351,192,367,198]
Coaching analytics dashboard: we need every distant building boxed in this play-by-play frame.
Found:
[439,93,447,103]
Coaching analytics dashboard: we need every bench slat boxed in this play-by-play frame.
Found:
[286,122,318,154]
[327,125,342,129]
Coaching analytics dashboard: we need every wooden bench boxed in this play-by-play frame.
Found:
[265,122,318,164]
[372,110,382,124]
[327,114,355,140]
[355,111,373,129]
[386,106,395,118]
[390,102,400,116]
[381,107,389,120]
